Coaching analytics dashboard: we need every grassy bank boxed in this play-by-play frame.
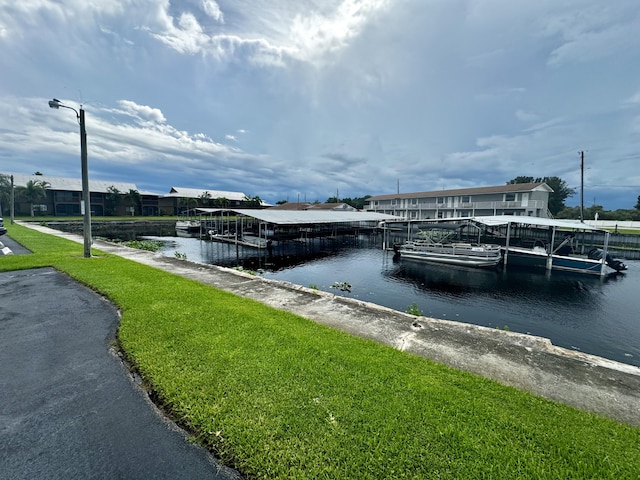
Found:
[2,223,639,479]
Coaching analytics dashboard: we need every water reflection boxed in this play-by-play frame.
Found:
[387,257,611,306]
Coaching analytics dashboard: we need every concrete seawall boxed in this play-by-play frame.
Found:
[41,219,177,239]
[17,222,640,428]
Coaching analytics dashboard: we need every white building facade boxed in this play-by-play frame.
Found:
[365,182,552,220]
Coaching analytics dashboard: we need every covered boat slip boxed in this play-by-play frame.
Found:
[472,216,627,276]
[384,215,626,276]
[468,215,623,276]
[184,208,402,248]
[393,222,503,268]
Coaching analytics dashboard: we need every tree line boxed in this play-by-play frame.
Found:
[506,176,640,221]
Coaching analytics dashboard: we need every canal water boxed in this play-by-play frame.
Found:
[147,234,639,367]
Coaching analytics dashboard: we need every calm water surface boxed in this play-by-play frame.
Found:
[149,235,639,367]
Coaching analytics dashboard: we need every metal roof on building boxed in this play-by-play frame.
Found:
[471,215,600,231]
[7,173,138,194]
[194,208,403,225]
[165,187,247,201]
[268,202,356,211]
[368,182,553,201]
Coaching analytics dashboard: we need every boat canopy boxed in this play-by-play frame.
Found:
[417,223,466,230]
[192,208,402,226]
[471,215,601,231]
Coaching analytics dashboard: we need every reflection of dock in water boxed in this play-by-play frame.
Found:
[209,231,268,249]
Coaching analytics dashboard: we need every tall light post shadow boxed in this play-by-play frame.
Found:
[49,98,92,258]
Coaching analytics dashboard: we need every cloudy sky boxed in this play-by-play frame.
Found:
[1,0,639,208]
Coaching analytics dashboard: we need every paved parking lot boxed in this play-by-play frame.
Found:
[0,264,241,480]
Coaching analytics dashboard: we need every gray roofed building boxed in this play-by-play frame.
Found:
[9,173,139,194]
[365,182,552,219]
[268,202,357,211]
[164,187,247,202]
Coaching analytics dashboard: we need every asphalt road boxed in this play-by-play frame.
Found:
[0,234,29,255]
[0,264,241,480]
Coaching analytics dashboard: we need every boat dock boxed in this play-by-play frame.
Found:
[176,208,402,249]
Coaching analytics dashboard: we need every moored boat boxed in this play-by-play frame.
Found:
[175,209,201,233]
[175,219,200,233]
[394,225,502,268]
[472,215,627,276]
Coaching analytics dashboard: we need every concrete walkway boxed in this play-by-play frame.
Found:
[11,223,640,429]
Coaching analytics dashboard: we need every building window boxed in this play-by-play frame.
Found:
[461,195,470,203]
[505,193,516,201]
[55,191,79,202]
[437,196,445,204]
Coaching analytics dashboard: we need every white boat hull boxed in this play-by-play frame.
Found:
[397,242,502,268]
[175,220,200,232]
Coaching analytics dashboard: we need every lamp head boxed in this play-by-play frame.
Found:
[48,98,61,109]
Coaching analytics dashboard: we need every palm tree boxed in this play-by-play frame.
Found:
[199,191,212,207]
[123,189,141,216]
[104,186,122,216]
[16,179,49,217]
[214,197,230,208]
[243,195,262,208]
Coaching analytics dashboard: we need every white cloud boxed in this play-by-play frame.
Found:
[288,0,390,62]
[625,91,640,105]
[515,110,539,123]
[1,1,640,207]
[539,3,640,67]
[202,0,224,23]
[114,100,167,124]
[144,0,390,66]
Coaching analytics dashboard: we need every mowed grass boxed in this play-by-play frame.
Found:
[2,224,640,479]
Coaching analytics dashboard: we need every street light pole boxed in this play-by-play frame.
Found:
[49,98,92,258]
[10,174,14,224]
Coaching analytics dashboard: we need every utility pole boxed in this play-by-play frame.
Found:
[10,174,14,224]
[49,99,92,257]
[579,151,584,222]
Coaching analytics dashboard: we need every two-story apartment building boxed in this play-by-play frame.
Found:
[2,173,259,217]
[364,182,552,220]
[7,173,143,217]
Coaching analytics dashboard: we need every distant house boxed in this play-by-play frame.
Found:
[364,182,552,219]
[269,202,357,212]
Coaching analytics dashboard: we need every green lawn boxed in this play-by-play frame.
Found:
[2,223,639,479]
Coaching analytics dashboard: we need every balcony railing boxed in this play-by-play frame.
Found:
[367,200,543,212]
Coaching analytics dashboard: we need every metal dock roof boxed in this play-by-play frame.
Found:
[194,208,403,225]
